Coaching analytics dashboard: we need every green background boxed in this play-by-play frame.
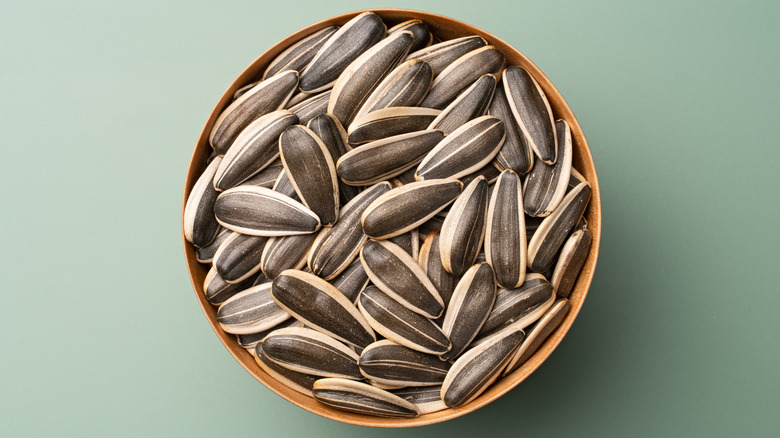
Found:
[2,0,778,436]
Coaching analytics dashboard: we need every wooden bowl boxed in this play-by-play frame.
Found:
[182,8,601,427]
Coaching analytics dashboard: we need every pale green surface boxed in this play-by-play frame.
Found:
[1,0,778,436]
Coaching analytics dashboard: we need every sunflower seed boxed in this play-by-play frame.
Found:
[387,19,432,53]
[241,163,284,189]
[418,231,457,316]
[260,233,317,279]
[271,169,298,200]
[214,186,320,236]
[209,70,298,155]
[217,283,290,335]
[184,157,222,247]
[440,176,489,276]
[392,386,447,414]
[358,286,451,355]
[272,269,376,348]
[485,170,527,288]
[459,161,502,186]
[361,179,462,239]
[233,81,259,100]
[307,182,392,280]
[353,59,433,121]
[299,12,386,93]
[306,113,350,160]
[527,182,591,272]
[196,226,230,264]
[366,380,406,390]
[420,46,504,109]
[428,73,496,134]
[237,318,302,351]
[213,110,299,191]
[502,299,570,376]
[337,130,445,186]
[328,31,414,125]
[476,273,555,340]
[347,106,441,146]
[568,167,587,190]
[262,327,361,379]
[415,115,505,181]
[287,90,331,125]
[213,232,269,283]
[550,228,592,299]
[255,342,318,397]
[441,325,524,407]
[440,263,497,362]
[263,26,339,79]
[490,81,534,174]
[330,259,369,303]
[312,378,420,418]
[523,119,573,217]
[279,125,339,226]
[503,65,556,165]
[360,239,444,319]
[203,266,257,305]
[390,229,419,260]
[406,35,487,76]
[359,339,451,387]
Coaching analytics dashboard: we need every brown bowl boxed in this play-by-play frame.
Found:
[182,8,601,428]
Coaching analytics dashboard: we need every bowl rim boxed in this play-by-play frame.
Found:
[182,8,601,428]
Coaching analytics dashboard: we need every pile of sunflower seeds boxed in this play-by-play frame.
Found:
[184,12,593,418]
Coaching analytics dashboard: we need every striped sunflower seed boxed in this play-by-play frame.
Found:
[196,226,230,264]
[568,167,587,190]
[550,228,592,299]
[209,70,298,155]
[213,232,268,284]
[336,130,445,186]
[237,318,302,351]
[440,263,497,361]
[271,269,376,348]
[213,110,299,191]
[286,90,331,125]
[502,298,569,376]
[489,81,534,174]
[307,182,392,280]
[415,115,505,181]
[271,169,298,200]
[485,170,527,288]
[216,282,290,335]
[387,19,432,53]
[306,114,361,206]
[347,106,441,146]
[233,81,259,100]
[439,176,489,276]
[476,273,555,340]
[406,35,487,77]
[327,31,414,125]
[523,119,573,217]
[428,73,496,134]
[503,65,557,164]
[419,46,504,109]
[527,181,591,272]
[262,327,362,379]
[255,342,318,397]
[214,186,320,236]
[299,12,386,93]
[330,259,369,303]
[260,233,316,279]
[183,157,222,247]
[392,386,447,415]
[361,178,462,239]
[312,378,420,418]
[203,266,258,305]
[360,239,444,319]
[262,26,339,80]
[459,161,502,186]
[359,339,451,387]
[353,59,433,121]
[279,125,339,226]
[358,286,451,355]
[418,231,458,316]
[441,325,524,408]
[240,162,284,189]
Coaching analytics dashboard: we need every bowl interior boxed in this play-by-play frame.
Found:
[183,8,601,428]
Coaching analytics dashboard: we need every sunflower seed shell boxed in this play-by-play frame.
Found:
[477,273,555,339]
[439,176,489,276]
[217,283,290,335]
[359,340,451,387]
[287,90,331,125]
[485,170,527,288]
[255,343,318,397]
[550,228,592,299]
[406,35,487,76]
[440,263,497,361]
[184,157,222,247]
[330,259,369,303]
[428,73,496,134]
[387,19,432,53]
[203,267,257,305]
[418,231,458,317]
[196,226,230,264]
[213,232,268,284]
[503,65,556,164]
[263,26,339,79]
[214,186,321,236]
[262,327,362,379]
[523,119,573,217]
[502,299,570,375]
[420,46,504,109]
[260,233,317,279]
[347,106,441,146]
[237,318,302,351]
[490,82,534,174]
[353,59,433,121]
[392,386,447,414]
[312,378,420,418]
